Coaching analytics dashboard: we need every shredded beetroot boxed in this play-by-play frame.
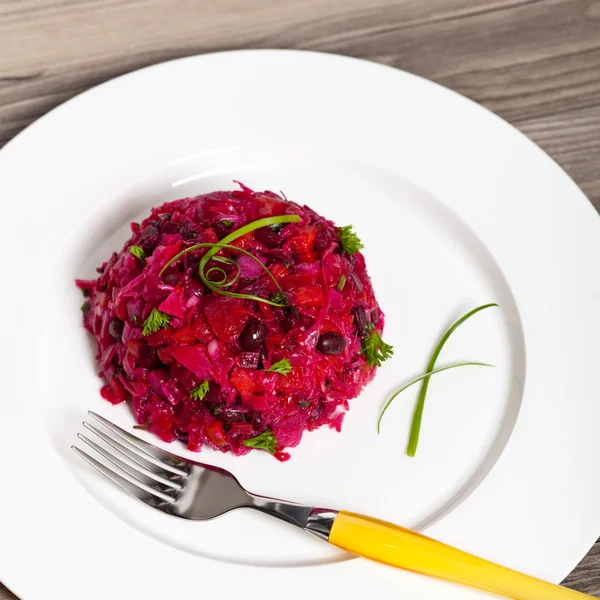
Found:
[77,184,386,458]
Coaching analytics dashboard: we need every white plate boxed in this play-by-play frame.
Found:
[1,50,600,600]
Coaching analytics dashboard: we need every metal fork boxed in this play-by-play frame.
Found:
[73,411,332,535]
[73,412,591,600]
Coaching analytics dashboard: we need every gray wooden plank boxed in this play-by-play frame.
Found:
[564,540,600,595]
[0,586,16,600]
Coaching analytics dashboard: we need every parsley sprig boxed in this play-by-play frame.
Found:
[362,324,393,367]
[336,225,364,254]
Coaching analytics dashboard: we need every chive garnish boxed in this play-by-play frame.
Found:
[406,303,498,456]
[160,215,300,307]
[377,361,494,434]
[380,303,498,456]
[336,274,347,292]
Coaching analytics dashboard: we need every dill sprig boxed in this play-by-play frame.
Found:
[190,381,210,401]
[242,430,278,454]
[142,308,171,336]
[268,358,292,375]
[129,245,146,262]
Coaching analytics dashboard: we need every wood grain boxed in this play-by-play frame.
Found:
[1,0,599,598]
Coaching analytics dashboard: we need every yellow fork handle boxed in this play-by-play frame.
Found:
[328,511,592,599]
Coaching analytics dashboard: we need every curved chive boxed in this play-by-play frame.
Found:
[216,215,300,245]
[377,362,494,434]
[199,215,300,301]
[406,303,498,456]
[206,255,240,287]
[162,242,287,306]
[160,214,300,307]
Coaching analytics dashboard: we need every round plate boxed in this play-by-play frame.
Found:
[1,50,600,599]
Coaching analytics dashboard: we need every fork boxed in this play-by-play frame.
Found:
[73,411,590,599]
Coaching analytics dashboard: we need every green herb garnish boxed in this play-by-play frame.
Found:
[336,274,347,292]
[160,215,300,307]
[221,219,233,227]
[142,308,171,336]
[336,225,364,254]
[269,292,288,306]
[268,358,292,375]
[362,324,393,367]
[190,380,210,401]
[298,401,312,407]
[133,422,150,430]
[129,245,146,262]
[242,429,278,454]
[81,302,91,313]
[404,303,498,456]
[378,362,494,433]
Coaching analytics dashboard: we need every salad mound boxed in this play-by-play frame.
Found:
[77,184,390,460]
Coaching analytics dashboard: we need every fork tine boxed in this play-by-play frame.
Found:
[82,422,184,489]
[87,411,188,476]
[78,430,183,491]
[72,445,176,504]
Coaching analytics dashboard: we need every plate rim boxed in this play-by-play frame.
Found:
[1,48,600,599]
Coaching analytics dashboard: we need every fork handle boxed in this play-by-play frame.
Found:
[327,511,591,599]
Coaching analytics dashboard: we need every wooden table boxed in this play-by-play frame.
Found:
[1,0,599,597]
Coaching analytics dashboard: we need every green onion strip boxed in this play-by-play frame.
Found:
[377,361,494,433]
[377,303,498,457]
[404,303,498,456]
[160,215,300,307]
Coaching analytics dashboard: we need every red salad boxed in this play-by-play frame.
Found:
[77,184,392,460]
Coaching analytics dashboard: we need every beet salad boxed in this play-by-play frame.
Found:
[77,184,392,460]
